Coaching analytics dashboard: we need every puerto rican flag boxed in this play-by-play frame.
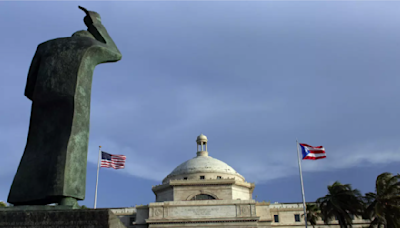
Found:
[299,144,326,160]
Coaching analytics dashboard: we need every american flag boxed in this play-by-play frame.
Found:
[101,151,126,169]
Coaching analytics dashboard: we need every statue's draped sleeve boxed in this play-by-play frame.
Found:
[88,22,122,62]
[25,47,41,100]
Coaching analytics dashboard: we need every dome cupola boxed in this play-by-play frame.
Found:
[162,134,245,183]
[196,133,208,156]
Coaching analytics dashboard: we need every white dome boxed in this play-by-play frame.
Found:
[172,156,238,175]
[162,134,245,183]
[163,155,245,182]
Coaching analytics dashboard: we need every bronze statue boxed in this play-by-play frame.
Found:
[8,6,122,207]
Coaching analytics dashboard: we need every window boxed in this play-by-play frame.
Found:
[335,215,338,220]
[190,194,216,200]
[217,176,222,179]
[200,176,205,179]
[183,177,187,180]
[294,214,300,222]
[274,215,279,223]
[350,214,355,220]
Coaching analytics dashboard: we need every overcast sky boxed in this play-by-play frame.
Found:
[0,1,399,208]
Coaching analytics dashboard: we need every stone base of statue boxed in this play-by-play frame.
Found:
[0,207,127,228]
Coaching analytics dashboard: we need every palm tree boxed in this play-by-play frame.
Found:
[302,203,320,228]
[316,181,364,228]
[364,172,400,228]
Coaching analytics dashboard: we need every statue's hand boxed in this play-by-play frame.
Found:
[78,6,89,14]
[79,6,101,27]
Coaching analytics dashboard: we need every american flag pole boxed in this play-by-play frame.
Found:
[297,140,308,228]
[94,146,101,209]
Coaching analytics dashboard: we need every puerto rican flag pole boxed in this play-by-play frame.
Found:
[296,141,327,228]
[296,140,308,228]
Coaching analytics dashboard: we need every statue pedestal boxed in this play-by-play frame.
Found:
[0,207,126,228]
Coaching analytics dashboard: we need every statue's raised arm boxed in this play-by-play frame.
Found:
[79,6,122,62]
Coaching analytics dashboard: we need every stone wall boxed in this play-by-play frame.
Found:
[173,184,232,201]
[153,179,254,202]
[110,208,136,228]
[145,200,259,227]
[135,206,149,226]
[155,188,173,202]
[268,203,370,228]
[232,184,251,200]
[147,200,257,219]
[0,208,127,228]
[112,202,371,228]
[256,204,272,222]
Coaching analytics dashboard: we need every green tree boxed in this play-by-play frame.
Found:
[364,172,400,228]
[302,203,321,228]
[317,181,364,228]
[80,205,88,209]
[0,201,7,207]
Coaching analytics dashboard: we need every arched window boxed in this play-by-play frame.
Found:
[190,194,216,200]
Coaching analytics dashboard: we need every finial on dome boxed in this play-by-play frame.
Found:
[196,134,208,156]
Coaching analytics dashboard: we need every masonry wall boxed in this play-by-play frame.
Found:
[117,215,133,227]
[113,203,371,228]
[268,203,370,228]
[256,204,272,222]
[135,206,149,226]
[173,184,233,201]
[110,208,137,228]
[232,185,251,200]
[155,187,173,202]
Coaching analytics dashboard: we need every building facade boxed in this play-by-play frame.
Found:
[111,135,369,228]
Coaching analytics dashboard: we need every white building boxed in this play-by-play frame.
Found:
[111,134,369,228]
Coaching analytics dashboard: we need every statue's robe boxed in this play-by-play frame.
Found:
[8,23,121,205]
